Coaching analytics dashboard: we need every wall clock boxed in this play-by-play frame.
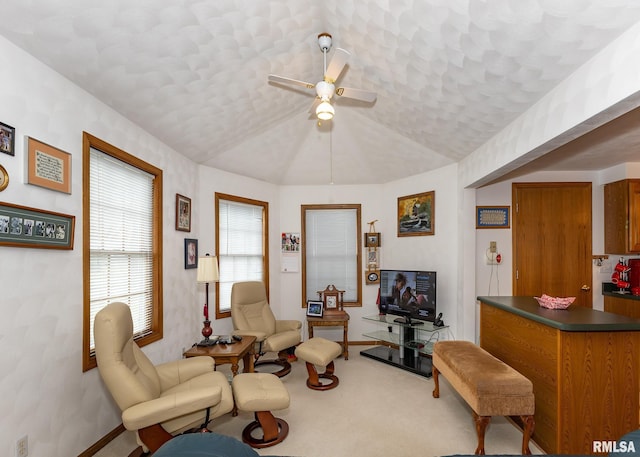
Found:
[0,164,8,191]
[318,284,345,316]
[366,270,380,284]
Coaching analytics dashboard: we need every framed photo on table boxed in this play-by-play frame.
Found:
[306,300,323,317]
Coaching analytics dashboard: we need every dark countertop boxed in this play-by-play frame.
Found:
[477,295,640,331]
[602,282,640,301]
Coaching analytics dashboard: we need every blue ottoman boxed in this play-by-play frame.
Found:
[153,433,259,457]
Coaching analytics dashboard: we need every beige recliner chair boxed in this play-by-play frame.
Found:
[231,281,302,377]
[94,302,234,453]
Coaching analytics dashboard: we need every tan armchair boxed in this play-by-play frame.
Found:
[94,302,234,453]
[231,281,302,377]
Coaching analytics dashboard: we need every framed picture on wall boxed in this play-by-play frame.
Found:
[367,249,379,268]
[0,122,15,156]
[364,232,380,247]
[184,238,198,269]
[0,201,75,249]
[476,206,510,229]
[26,136,72,194]
[397,191,435,237]
[176,194,191,232]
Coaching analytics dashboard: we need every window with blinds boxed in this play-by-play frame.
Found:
[302,204,362,305]
[82,133,162,371]
[215,193,268,318]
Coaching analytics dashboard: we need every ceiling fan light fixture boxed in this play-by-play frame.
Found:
[316,99,334,120]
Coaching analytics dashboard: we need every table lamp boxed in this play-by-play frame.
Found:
[196,253,219,346]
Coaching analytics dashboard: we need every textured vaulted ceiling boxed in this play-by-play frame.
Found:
[2,0,640,185]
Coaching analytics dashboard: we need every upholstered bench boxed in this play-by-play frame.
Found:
[431,340,535,455]
[231,373,290,448]
[295,337,342,390]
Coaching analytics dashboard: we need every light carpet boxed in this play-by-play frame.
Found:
[94,346,544,457]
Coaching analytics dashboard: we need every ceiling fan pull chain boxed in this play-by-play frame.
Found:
[330,127,334,185]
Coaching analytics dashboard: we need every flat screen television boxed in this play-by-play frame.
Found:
[378,269,437,323]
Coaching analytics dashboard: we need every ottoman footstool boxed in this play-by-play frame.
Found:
[231,373,290,448]
[295,337,342,391]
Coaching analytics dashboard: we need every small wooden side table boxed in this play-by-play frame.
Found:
[183,335,256,377]
[307,312,349,360]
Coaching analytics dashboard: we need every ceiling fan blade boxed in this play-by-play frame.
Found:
[268,74,315,89]
[324,48,350,83]
[335,86,377,103]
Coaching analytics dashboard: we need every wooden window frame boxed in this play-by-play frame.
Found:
[82,132,163,372]
[215,192,269,319]
[301,204,362,307]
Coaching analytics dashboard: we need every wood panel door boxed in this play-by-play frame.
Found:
[513,183,592,307]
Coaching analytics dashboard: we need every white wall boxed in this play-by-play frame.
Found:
[277,163,460,342]
[0,36,205,456]
[195,166,280,336]
[474,168,640,322]
[474,171,604,314]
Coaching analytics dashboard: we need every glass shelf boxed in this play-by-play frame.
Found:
[361,314,449,376]
[363,314,447,333]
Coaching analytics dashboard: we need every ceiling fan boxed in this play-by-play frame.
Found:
[268,33,377,121]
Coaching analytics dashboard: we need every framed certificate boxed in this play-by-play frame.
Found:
[476,206,510,229]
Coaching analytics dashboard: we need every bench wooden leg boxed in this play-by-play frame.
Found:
[521,414,535,455]
[432,365,440,398]
[472,411,491,455]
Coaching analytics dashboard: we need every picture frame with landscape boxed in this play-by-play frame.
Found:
[397,190,435,237]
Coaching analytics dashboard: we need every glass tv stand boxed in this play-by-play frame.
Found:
[360,314,449,378]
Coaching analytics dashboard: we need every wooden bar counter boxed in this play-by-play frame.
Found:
[478,296,640,455]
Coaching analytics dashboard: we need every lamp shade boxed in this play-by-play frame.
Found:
[197,255,219,283]
[316,100,334,120]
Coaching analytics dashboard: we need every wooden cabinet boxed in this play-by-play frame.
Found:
[604,294,640,319]
[604,179,640,254]
[479,297,640,455]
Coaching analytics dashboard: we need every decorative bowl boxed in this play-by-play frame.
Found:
[534,294,575,310]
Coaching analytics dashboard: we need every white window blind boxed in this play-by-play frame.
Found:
[88,148,154,351]
[218,199,264,312]
[305,209,358,301]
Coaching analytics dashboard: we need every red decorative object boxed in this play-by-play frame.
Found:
[201,320,213,340]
